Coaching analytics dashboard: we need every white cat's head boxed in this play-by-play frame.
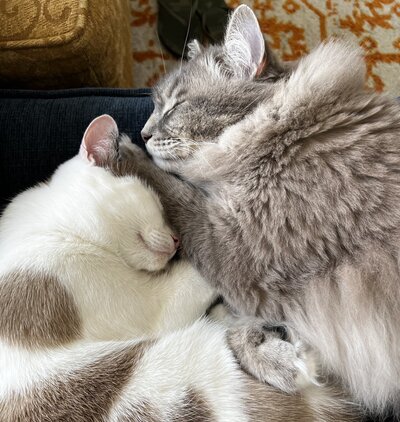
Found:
[52,115,179,272]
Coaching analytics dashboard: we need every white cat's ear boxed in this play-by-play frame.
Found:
[224,5,265,79]
[187,39,203,60]
[80,115,118,165]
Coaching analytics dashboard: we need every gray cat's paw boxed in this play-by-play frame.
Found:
[115,136,156,180]
[227,322,318,394]
[118,137,149,162]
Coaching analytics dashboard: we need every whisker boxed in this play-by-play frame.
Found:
[243,96,261,112]
[161,137,216,146]
[163,143,216,171]
[152,137,219,176]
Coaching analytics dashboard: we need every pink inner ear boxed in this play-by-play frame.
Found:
[256,56,267,77]
[80,115,119,165]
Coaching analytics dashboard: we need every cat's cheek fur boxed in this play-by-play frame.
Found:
[153,156,181,173]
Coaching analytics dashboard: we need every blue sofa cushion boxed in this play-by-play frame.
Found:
[0,88,153,211]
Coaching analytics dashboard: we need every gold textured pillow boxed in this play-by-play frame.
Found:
[0,0,133,89]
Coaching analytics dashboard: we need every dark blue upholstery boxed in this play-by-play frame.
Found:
[0,88,153,211]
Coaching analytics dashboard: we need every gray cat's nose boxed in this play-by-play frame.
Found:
[141,130,152,144]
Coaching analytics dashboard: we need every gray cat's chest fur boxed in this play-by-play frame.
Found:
[189,94,400,322]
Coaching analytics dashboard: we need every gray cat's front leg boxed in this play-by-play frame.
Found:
[227,321,318,394]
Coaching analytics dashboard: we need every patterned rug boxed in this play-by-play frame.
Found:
[130,0,400,93]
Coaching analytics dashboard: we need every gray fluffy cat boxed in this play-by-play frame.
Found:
[121,5,400,419]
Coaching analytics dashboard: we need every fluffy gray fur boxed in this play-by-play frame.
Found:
[124,5,400,419]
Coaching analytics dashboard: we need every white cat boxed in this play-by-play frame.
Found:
[0,115,358,421]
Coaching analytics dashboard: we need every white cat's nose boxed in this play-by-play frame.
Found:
[145,230,179,255]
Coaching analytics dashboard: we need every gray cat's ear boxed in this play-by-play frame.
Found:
[224,5,265,79]
[187,39,203,60]
[80,115,118,165]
